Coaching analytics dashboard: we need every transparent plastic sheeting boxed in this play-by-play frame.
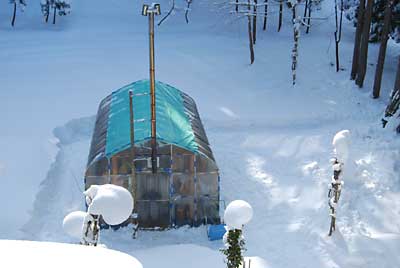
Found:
[105,80,198,158]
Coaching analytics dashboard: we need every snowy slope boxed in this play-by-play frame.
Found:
[1,0,400,267]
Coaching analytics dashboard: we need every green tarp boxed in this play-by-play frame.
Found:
[105,80,198,158]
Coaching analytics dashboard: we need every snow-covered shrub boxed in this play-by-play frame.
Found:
[62,211,87,239]
[84,184,134,225]
[224,200,253,229]
[221,227,246,268]
[221,200,253,268]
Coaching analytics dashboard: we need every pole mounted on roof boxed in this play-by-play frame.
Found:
[142,3,161,174]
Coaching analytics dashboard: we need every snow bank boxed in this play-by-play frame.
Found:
[85,184,133,225]
[0,240,142,268]
[62,211,86,239]
[224,200,253,229]
[332,130,351,163]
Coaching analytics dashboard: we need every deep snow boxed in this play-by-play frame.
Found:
[1,0,400,267]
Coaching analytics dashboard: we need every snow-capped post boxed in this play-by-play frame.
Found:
[221,200,253,268]
[142,3,161,174]
[9,0,26,27]
[328,130,349,236]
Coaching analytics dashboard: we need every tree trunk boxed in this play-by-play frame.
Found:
[248,0,255,64]
[11,2,17,27]
[278,1,283,32]
[53,6,57,25]
[355,0,373,88]
[292,6,299,85]
[236,0,239,12]
[384,56,400,118]
[306,2,311,34]
[304,0,309,17]
[351,0,366,80]
[45,11,50,23]
[395,57,400,95]
[334,0,344,72]
[253,0,257,45]
[263,0,268,31]
[373,0,392,98]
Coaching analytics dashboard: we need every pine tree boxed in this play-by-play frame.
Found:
[221,229,245,268]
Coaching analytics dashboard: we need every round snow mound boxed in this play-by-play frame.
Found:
[86,184,133,225]
[224,200,253,229]
[63,211,87,239]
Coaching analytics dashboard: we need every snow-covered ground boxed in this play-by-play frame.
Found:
[1,0,400,267]
[0,240,143,268]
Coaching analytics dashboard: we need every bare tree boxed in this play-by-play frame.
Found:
[305,0,312,33]
[351,0,366,80]
[263,0,268,30]
[278,0,283,31]
[248,0,255,64]
[185,0,192,23]
[355,0,373,87]
[334,0,344,72]
[253,0,257,44]
[10,0,26,27]
[373,0,393,98]
[290,2,300,85]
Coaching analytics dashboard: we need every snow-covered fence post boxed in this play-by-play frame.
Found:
[9,0,26,27]
[221,200,253,268]
[328,130,349,236]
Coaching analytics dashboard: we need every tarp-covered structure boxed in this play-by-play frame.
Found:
[85,80,220,228]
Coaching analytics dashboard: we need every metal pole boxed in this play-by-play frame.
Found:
[149,11,157,174]
[142,3,160,174]
[129,91,137,211]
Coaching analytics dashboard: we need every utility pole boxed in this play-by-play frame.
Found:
[142,3,161,174]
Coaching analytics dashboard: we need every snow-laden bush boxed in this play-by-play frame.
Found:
[62,211,86,239]
[84,184,134,225]
[224,200,253,229]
